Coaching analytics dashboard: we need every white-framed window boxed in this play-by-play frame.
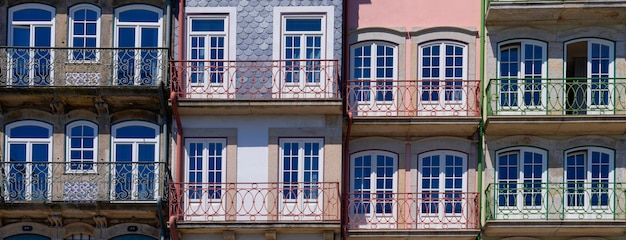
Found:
[564,147,614,215]
[350,151,397,217]
[273,6,334,91]
[495,147,547,219]
[279,138,324,200]
[114,5,163,86]
[111,121,160,201]
[419,42,467,107]
[417,150,467,217]
[3,120,53,201]
[65,121,98,173]
[68,4,101,61]
[187,16,228,87]
[8,3,55,86]
[564,39,615,115]
[185,138,226,200]
[497,40,547,114]
[350,42,397,107]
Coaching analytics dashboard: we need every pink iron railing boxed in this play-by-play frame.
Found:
[170,60,339,100]
[347,192,479,230]
[346,79,480,117]
[169,182,340,222]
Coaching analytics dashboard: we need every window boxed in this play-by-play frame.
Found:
[419,42,467,107]
[111,121,160,201]
[187,17,228,86]
[66,121,98,172]
[185,139,225,200]
[69,4,101,61]
[280,138,323,200]
[4,121,53,201]
[8,3,55,86]
[564,147,614,213]
[495,147,547,219]
[497,40,546,113]
[418,151,466,217]
[350,42,397,106]
[350,151,397,217]
[114,5,163,86]
[274,7,334,94]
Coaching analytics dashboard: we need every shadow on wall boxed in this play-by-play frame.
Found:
[347,0,372,31]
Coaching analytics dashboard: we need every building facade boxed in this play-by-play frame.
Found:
[167,0,343,240]
[483,0,626,240]
[0,0,171,239]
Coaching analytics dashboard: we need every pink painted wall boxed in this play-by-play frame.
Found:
[347,0,481,30]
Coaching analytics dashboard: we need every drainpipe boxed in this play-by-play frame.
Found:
[477,0,486,239]
[341,1,349,239]
[169,0,185,239]
[160,1,172,240]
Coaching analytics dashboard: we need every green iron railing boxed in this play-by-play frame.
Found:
[486,182,626,221]
[486,78,626,116]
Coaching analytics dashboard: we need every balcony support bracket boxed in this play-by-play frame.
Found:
[94,98,109,115]
[50,99,65,115]
[48,214,62,228]
[93,215,107,228]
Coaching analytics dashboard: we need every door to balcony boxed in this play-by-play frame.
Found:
[184,139,226,221]
[565,39,614,115]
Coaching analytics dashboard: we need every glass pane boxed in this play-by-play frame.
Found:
[191,19,225,31]
[118,9,159,22]
[115,125,156,138]
[13,8,53,21]
[285,19,322,31]
[10,125,49,138]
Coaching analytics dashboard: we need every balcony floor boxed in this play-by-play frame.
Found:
[347,229,479,240]
[484,115,626,136]
[484,220,626,237]
[172,99,342,115]
[350,117,481,137]
[486,0,626,25]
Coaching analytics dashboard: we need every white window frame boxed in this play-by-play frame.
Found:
[496,39,548,115]
[350,41,398,115]
[68,3,101,62]
[184,138,227,199]
[494,147,547,220]
[110,121,160,202]
[65,120,98,173]
[113,4,163,86]
[273,6,334,96]
[4,120,53,201]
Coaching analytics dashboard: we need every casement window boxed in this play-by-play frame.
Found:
[187,16,228,86]
[111,121,160,201]
[564,147,614,215]
[68,4,100,61]
[280,138,324,200]
[495,147,547,219]
[114,5,163,86]
[350,151,397,217]
[8,3,55,86]
[564,39,614,115]
[350,42,397,106]
[185,139,226,200]
[419,42,467,108]
[497,40,547,113]
[66,121,98,173]
[4,121,53,201]
[418,151,467,216]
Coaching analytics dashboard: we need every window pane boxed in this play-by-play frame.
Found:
[286,19,322,31]
[192,19,225,32]
[13,8,53,21]
[118,9,159,22]
[10,125,49,138]
[115,125,156,138]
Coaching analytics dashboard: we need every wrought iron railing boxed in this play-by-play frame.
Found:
[347,192,479,230]
[0,47,168,87]
[169,182,340,222]
[0,162,167,202]
[486,182,626,221]
[169,60,339,99]
[346,79,480,117]
[486,78,626,116]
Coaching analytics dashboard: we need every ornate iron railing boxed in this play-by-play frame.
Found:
[169,60,339,99]
[346,79,480,117]
[347,192,479,230]
[0,162,167,202]
[169,182,340,222]
[486,78,626,116]
[486,182,626,221]
[0,47,168,87]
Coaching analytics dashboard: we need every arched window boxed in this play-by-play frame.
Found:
[4,121,53,201]
[114,5,163,86]
[66,121,98,172]
[69,4,101,61]
[564,147,614,219]
[349,42,398,115]
[111,121,160,201]
[418,42,467,111]
[349,151,397,221]
[417,150,467,219]
[8,3,55,86]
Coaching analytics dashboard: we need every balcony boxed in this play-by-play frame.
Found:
[0,162,167,203]
[346,79,481,137]
[169,60,341,115]
[346,192,479,237]
[169,182,340,225]
[486,0,626,25]
[484,182,626,237]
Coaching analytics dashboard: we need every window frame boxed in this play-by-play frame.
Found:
[563,146,615,213]
[8,3,56,47]
[418,41,468,106]
[279,138,324,201]
[65,120,98,174]
[68,3,101,62]
[349,150,398,217]
[186,15,229,87]
[110,121,160,201]
[417,150,468,217]
[350,41,398,105]
[184,138,226,201]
